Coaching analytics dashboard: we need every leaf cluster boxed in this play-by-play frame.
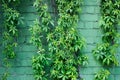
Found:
[93,43,118,66]
[94,69,110,80]
[32,53,50,80]
[49,1,86,79]
[93,0,120,79]
[2,3,21,59]
[93,0,120,66]
[30,0,88,80]
[1,0,22,80]
[30,0,53,80]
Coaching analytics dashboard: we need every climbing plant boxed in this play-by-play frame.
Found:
[1,0,22,79]
[50,0,87,80]
[94,69,110,80]
[30,0,53,79]
[30,0,88,80]
[93,0,120,80]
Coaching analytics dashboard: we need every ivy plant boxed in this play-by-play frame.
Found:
[49,1,86,79]
[93,0,120,79]
[93,0,120,66]
[1,0,22,80]
[30,0,88,80]
[94,69,110,80]
[30,0,53,80]
[93,43,118,66]
[2,4,20,59]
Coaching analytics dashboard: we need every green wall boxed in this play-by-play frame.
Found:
[0,0,120,80]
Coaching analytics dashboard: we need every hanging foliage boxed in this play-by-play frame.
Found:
[30,0,88,80]
[94,69,110,80]
[30,0,54,79]
[1,0,22,79]
[93,0,120,66]
[50,0,87,80]
[93,0,120,80]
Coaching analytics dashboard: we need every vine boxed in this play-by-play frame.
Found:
[30,0,53,79]
[50,0,87,79]
[1,0,22,79]
[94,69,110,80]
[93,0,120,80]
[30,0,88,80]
